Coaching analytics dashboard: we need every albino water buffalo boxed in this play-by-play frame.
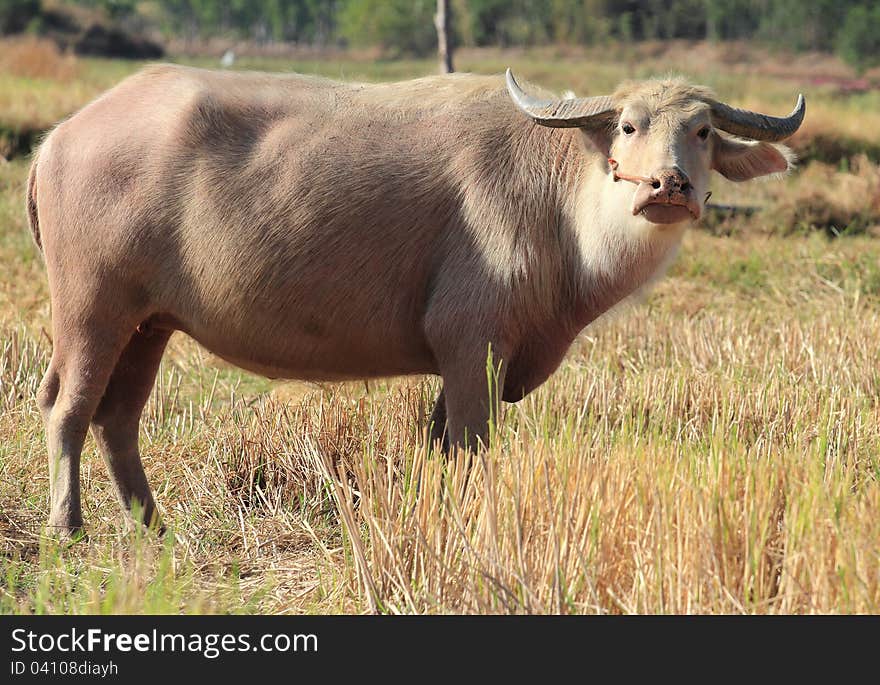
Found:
[26,65,804,533]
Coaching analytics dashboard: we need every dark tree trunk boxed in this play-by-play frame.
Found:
[435,0,454,74]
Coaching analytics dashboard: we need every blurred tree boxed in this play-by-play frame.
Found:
[755,0,847,52]
[705,0,761,42]
[5,0,880,66]
[435,0,453,72]
[643,0,705,40]
[456,0,509,46]
[339,0,435,56]
[0,0,40,34]
[92,0,137,21]
[836,3,880,74]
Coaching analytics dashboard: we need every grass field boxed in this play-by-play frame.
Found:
[1,40,879,614]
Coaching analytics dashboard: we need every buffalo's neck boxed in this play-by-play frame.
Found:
[465,119,683,341]
[567,163,687,330]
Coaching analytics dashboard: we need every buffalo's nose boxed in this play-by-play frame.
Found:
[650,168,692,196]
[632,166,701,222]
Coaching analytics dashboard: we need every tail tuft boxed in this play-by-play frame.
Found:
[26,151,41,253]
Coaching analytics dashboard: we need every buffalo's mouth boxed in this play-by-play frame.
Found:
[634,200,700,225]
[628,171,703,225]
[615,167,701,224]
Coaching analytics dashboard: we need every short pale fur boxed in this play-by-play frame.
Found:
[27,66,796,532]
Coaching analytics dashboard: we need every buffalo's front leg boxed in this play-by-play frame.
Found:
[427,387,449,453]
[438,348,507,452]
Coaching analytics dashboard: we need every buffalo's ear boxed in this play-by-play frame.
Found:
[712,133,795,182]
[578,118,616,158]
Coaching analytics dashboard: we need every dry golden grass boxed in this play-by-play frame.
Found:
[706,155,880,237]
[0,37,78,82]
[0,39,132,134]
[1,46,879,615]
[3,219,879,613]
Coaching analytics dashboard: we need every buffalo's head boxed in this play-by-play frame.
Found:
[506,70,804,225]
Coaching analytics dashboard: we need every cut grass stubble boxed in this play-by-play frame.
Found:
[1,46,879,614]
[3,241,879,613]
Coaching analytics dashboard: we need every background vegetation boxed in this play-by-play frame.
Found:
[2,1,880,70]
[0,4,879,614]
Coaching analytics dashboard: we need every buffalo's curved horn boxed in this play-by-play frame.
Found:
[505,68,615,129]
[709,95,805,142]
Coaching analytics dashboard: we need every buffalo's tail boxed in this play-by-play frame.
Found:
[26,148,41,253]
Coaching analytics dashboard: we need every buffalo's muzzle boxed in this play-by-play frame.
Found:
[631,167,701,224]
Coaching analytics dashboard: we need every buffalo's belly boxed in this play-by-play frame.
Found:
[172,303,437,382]
[205,346,436,382]
[147,213,440,380]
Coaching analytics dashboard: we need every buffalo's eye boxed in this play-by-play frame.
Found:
[697,126,711,140]
[621,122,636,135]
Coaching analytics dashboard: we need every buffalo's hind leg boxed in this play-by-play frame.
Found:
[90,327,171,532]
[38,311,135,536]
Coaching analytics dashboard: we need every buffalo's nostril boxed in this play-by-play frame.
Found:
[651,179,661,189]
[681,181,692,192]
